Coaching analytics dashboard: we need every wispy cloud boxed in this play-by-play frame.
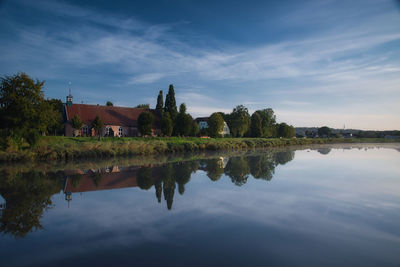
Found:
[0,0,399,129]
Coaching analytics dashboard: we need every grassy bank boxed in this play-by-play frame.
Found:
[0,136,398,162]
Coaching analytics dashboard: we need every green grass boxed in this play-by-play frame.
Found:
[0,136,398,162]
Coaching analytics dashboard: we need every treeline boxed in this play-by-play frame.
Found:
[204,106,295,138]
[140,84,295,138]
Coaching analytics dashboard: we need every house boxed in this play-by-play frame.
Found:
[64,93,161,137]
[195,117,230,136]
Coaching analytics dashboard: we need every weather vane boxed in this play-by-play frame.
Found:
[68,81,72,95]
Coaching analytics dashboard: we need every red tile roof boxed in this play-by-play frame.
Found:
[65,104,161,127]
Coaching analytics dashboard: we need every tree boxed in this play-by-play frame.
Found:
[164,84,177,121]
[71,115,83,136]
[138,111,154,136]
[318,126,331,137]
[92,116,103,140]
[250,112,263,137]
[0,72,56,145]
[225,156,250,186]
[208,112,224,137]
[175,103,192,136]
[45,99,64,135]
[136,104,150,109]
[161,112,173,136]
[277,123,295,138]
[227,105,250,137]
[156,90,163,111]
[106,101,113,106]
[191,120,199,137]
[255,108,276,137]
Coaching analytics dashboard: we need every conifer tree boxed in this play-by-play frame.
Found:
[164,84,177,121]
[156,90,163,111]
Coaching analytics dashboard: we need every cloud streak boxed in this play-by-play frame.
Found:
[0,0,399,129]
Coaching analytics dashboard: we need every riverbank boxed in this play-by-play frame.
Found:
[0,136,398,162]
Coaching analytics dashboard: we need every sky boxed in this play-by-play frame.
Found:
[0,0,399,130]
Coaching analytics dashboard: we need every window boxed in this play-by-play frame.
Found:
[106,126,111,136]
[118,127,123,137]
[82,126,88,136]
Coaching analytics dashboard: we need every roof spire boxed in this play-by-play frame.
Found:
[66,81,73,106]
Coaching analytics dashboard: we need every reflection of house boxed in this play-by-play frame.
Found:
[195,117,230,136]
[0,194,6,217]
[63,167,140,196]
[64,93,161,137]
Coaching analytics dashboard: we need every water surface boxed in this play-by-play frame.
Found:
[1,144,399,266]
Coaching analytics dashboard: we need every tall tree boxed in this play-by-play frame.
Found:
[0,72,57,145]
[164,84,177,121]
[71,115,83,136]
[156,90,163,111]
[227,105,250,137]
[92,116,103,140]
[138,111,155,136]
[250,112,263,137]
[45,99,64,135]
[175,103,192,136]
[277,123,295,138]
[191,120,199,137]
[208,112,224,137]
[255,108,276,137]
[161,112,173,136]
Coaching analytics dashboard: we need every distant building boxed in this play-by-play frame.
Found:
[64,94,161,137]
[195,117,230,136]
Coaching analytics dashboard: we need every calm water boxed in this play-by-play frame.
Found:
[0,144,400,266]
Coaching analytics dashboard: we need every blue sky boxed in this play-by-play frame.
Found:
[0,0,399,130]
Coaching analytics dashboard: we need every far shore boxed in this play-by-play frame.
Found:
[1,136,399,163]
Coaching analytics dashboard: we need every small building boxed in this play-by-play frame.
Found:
[195,117,230,136]
[64,94,161,137]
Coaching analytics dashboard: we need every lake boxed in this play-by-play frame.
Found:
[0,144,399,266]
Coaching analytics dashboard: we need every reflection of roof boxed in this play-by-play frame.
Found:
[64,170,139,193]
[65,104,161,127]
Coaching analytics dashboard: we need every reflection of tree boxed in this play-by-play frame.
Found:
[70,174,82,187]
[274,150,295,165]
[248,154,275,181]
[90,170,102,187]
[154,179,162,203]
[162,164,176,210]
[225,157,250,186]
[137,167,154,190]
[0,171,62,238]
[174,162,194,195]
[202,159,225,181]
[317,148,332,155]
[151,161,199,209]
